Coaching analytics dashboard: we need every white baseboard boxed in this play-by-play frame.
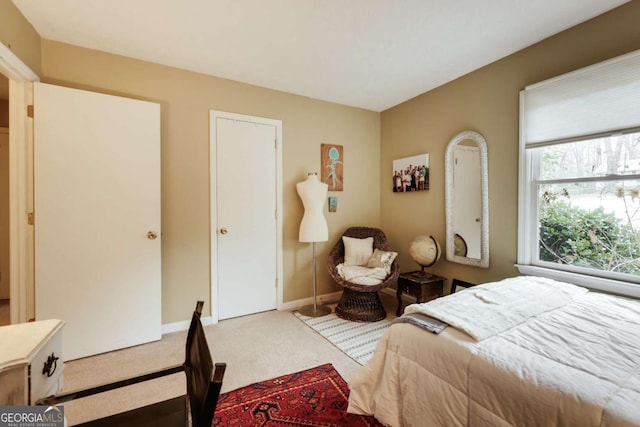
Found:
[278,290,343,311]
[161,290,343,334]
[161,315,214,335]
[381,287,414,304]
[160,288,417,334]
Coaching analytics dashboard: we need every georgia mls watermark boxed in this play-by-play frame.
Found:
[0,406,64,427]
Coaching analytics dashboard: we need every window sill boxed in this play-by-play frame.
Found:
[515,264,640,299]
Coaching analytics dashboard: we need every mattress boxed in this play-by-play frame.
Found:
[347,277,640,427]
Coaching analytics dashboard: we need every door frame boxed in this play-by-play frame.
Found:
[1,126,10,301]
[0,43,39,324]
[209,110,283,323]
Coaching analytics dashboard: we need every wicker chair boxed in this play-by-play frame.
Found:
[328,227,400,322]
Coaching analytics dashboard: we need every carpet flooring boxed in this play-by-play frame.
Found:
[213,363,382,426]
[60,309,362,426]
[293,312,392,365]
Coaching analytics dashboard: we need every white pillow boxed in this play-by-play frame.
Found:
[342,236,374,266]
[366,249,398,273]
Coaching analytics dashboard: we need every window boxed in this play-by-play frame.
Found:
[518,50,640,298]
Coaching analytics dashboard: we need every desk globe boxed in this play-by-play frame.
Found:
[409,235,441,272]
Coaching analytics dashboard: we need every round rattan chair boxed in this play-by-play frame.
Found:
[327,226,400,322]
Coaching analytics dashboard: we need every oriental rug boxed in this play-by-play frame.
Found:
[293,312,392,365]
[213,363,382,426]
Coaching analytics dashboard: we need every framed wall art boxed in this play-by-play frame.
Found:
[393,153,429,192]
[321,143,343,191]
[328,196,338,212]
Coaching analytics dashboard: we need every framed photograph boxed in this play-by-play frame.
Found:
[450,278,477,293]
[328,196,338,212]
[393,153,429,192]
[321,143,343,191]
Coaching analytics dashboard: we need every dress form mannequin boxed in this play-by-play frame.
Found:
[296,172,331,317]
[296,173,328,242]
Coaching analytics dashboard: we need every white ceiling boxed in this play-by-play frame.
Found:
[11,0,628,111]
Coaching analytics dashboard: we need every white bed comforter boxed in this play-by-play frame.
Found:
[347,277,640,427]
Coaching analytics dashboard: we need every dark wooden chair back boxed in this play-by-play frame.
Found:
[185,301,226,427]
[36,301,226,427]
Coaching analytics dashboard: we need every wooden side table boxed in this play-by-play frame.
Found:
[396,271,446,316]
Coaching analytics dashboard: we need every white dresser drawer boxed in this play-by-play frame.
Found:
[30,325,64,403]
[0,319,65,405]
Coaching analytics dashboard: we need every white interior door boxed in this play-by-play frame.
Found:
[34,82,161,360]
[212,113,278,320]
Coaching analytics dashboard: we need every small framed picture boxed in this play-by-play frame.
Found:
[393,153,429,192]
[321,144,343,191]
[328,196,338,212]
[450,278,477,294]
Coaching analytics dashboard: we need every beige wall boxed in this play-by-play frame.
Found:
[0,0,41,76]
[40,40,380,323]
[380,1,640,289]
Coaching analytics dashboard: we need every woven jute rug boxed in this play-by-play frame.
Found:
[213,363,382,426]
[293,312,392,365]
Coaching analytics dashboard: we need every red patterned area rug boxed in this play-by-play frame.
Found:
[213,363,383,426]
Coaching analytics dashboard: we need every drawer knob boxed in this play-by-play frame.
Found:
[42,353,59,377]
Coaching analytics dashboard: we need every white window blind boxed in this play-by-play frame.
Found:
[522,49,640,146]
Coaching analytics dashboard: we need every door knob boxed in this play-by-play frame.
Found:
[147,231,158,240]
[220,227,228,235]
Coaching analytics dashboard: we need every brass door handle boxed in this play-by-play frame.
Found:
[147,231,158,240]
[220,227,228,235]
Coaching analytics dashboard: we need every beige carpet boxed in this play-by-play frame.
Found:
[60,308,364,426]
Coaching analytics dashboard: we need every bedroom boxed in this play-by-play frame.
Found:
[2,0,638,326]
[1,0,639,425]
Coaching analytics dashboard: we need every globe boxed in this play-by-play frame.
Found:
[409,235,441,270]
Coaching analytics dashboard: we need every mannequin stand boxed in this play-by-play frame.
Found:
[298,242,331,317]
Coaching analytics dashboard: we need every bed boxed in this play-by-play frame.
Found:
[347,276,640,427]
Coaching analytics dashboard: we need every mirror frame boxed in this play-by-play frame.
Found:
[445,130,489,268]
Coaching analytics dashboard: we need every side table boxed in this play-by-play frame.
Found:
[396,271,446,316]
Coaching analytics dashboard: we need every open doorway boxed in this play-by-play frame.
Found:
[0,42,39,325]
[0,74,9,326]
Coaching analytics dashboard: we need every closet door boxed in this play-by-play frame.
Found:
[212,113,278,320]
[34,82,161,360]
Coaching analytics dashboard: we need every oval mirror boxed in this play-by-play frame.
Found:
[445,130,489,268]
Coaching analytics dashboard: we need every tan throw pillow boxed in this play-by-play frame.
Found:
[342,236,374,266]
[366,249,398,271]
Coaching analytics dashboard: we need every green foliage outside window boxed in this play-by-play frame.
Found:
[539,192,640,275]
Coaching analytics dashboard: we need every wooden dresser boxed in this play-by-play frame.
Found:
[0,319,65,405]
